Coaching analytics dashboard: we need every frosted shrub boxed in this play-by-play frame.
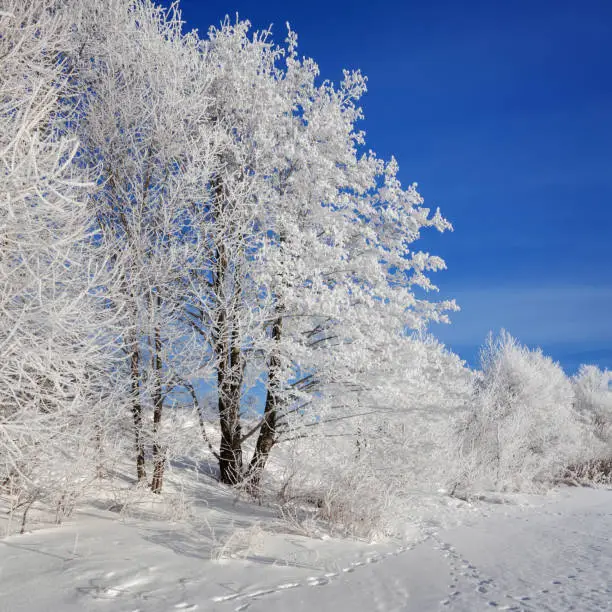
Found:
[264,429,391,540]
[454,331,580,492]
[573,365,612,447]
[567,365,612,482]
[316,468,394,540]
[265,336,471,539]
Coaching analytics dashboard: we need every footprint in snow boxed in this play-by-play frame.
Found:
[174,603,198,610]
[212,593,241,603]
[276,582,300,590]
[246,589,277,598]
[477,578,493,593]
[307,576,330,586]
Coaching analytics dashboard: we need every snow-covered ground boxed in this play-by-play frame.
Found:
[1,484,610,612]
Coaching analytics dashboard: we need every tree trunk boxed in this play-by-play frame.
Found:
[247,220,287,495]
[130,341,146,483]
[248,314,282,494]
[217,328,244,485]
[151,296,165,493]
[211,173,245,486]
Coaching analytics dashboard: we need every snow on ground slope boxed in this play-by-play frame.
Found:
[1,487,611,612]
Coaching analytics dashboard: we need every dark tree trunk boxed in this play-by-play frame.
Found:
[247,221,287,495]
[94,423,106,479]
[130,342,146,483]
[217,326,244,485]
[211,173,246,485]
[151,297,165,494]
[248,314,282,494]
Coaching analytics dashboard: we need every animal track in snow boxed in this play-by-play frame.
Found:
[210,544,411,608]
[430,534,504,610]
[431,527,611,612]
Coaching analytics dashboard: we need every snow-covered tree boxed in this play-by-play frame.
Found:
[270,334,471,537]
[0,0,119,523]
[569,365,612,481]
[180,19,288,485]
[573,365,612,445]
[453,331,581,492]
[184,21,458,489]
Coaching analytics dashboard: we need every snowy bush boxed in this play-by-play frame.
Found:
[453,331,581,493]
[261,336,471,539]
[566,365,612,482]
[572,365,612,448]
[269,432,396,540]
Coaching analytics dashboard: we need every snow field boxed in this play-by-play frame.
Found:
[1,483,611,611]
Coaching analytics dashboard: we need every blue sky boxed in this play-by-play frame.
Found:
[174,0,611,373]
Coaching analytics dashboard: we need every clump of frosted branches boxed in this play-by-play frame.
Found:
[452,331,582,493]
[265,336,471,539]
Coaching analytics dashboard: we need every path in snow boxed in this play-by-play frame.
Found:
[0,487,611,611]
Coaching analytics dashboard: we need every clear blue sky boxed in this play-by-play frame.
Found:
[173,0,612,373]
